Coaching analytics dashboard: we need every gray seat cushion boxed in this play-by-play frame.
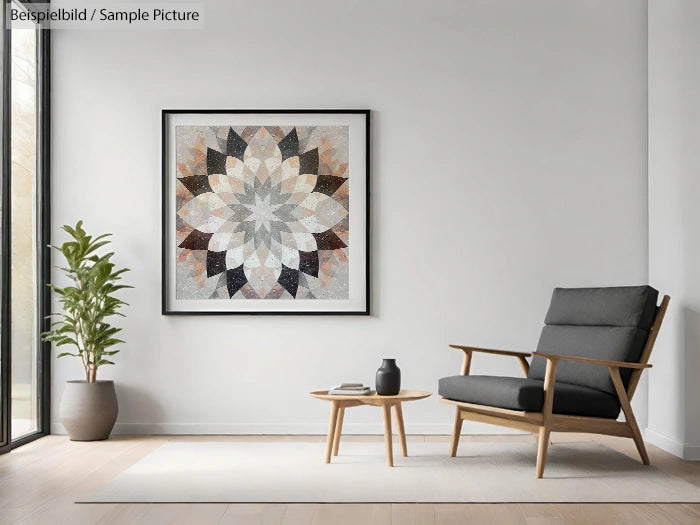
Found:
[438,375,620,419]
[529,285,659,395]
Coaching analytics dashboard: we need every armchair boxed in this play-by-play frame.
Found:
[438,286,669,478]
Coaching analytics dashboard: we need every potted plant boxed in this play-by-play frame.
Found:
[42,221,131,441]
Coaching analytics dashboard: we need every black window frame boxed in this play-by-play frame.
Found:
[0,0,51,453]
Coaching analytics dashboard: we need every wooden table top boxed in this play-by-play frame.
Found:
[310,389,432,402]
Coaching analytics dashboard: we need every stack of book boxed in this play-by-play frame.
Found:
[329,383,373,395]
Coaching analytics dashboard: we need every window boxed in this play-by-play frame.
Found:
[10,10,38,440]
[0,0,50,452]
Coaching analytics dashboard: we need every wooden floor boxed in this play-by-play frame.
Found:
[0,433,699,525]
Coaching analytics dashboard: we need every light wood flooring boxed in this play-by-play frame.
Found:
[0,433,699,525]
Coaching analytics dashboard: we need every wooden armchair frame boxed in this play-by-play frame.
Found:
[442,295,670,478]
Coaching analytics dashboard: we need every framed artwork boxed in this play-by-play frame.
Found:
[162,109,370,315]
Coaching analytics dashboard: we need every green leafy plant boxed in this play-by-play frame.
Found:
[42,221,132,383]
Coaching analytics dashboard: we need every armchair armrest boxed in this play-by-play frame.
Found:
[531,352,652,370]
[449,344,531,358]
[449,344,531,376]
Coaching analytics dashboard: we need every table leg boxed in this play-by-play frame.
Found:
[325,401,340,464]
[332,406,345,456]
[382,404,394,467]
[394,403,408,457]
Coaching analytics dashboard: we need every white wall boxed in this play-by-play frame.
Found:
[647,0,700,459]
[51,0,649,435]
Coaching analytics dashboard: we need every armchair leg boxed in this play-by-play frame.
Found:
[536,357,557,478]
[531,433,551,445]
[609,366,650,465]
[629,422,650,465]
[536,425,551,479]
[450,408,463,457]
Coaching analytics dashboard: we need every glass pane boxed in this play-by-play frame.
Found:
[10,20,38,440]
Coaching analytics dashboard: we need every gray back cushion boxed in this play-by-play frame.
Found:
[529,286,659,395]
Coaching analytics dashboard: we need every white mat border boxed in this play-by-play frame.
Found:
[77,441,700,504]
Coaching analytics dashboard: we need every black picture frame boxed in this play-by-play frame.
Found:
[161,109,370,315]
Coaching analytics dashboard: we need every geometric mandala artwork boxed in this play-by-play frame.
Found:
[176,125,350,300]
[163,110,369,314]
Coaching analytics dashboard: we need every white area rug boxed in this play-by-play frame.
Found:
[80,441,700,503]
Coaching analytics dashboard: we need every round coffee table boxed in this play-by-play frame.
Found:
[310,389,432,466]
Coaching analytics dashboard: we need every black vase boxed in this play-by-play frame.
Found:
[375,358,401,396]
